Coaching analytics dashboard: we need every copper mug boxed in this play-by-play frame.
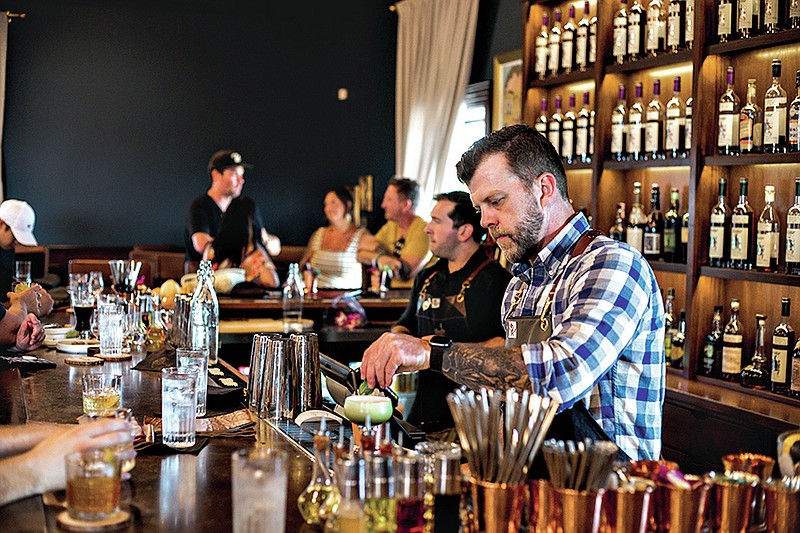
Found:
[710,472,760,533]
[722,453,775,530]
[605,478,656,533]
[763,477,800,533]
[470,479,526,533]
[551,487,606,533]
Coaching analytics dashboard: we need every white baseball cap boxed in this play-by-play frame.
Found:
[0,199,37,246]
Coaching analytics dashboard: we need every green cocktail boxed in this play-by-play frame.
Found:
[343,395,393,425]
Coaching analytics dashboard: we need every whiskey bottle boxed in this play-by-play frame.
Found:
[610,202,627,242]
[589,109,595,158]
[790,70,800,152]
[664,287,676,361]
[627,181,647,253]
[772,298,794,395]
[731,178,754,270]
[561,5,576,75]
[628,0,647,61]
[614,0,629,65]
[534,13,550,81]
[718,66,741,155]
[786,178,800,274]
[685,0,695,49]
[738,0,760,38]
[562,94,577,164]
[667,0,685,53]
[628,82,646,161]
[549,95,563,156]
[576,91,591,163]
[685,96,693,149]
[681,210,690,263]
[611,85,628,161]
[742,313,770,389]
[722,298,744,382]
[718,0,737,43]
[701,305,724,378]
[665,77,687,158]
[739,78,763,154]
[756,185,780,272]
[670,309,686,369]
[791,0,800,29]
[663,187,682,262]
[763,0,782,33]
[576,1,591,72]
[709,178,731,268]
[792,338,800,398]
[646,0,666,56]
[764,59,788,154]
[535,98,548,137]
[646,80,665,159]
[549,9,563,77]
[588,7,598,64]
[644,183,664,261]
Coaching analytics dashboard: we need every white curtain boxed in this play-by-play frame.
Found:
[395,0,479,210]
[0,16,7,200]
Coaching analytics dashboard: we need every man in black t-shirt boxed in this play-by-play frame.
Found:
[389,191,510,435]
[184,150,280,261]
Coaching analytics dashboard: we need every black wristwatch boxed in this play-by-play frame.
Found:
[428,335,452,373]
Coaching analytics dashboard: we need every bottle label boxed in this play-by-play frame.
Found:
[549,41,559,72]
[739,0,752,30]
[792,356,800,392]
[722,334,743,374]
[791,0,800,18]
[686,117,692,147]
[718,114,739,147]
[790,107,799,146]
[756,224,772,267]
[613,26,627,57]
[576,125,588,156]
[681,225,689,245]
[772,341,788,383]
[764,100,787,144]
[685,0,694,42]
[628,14,642,54]
[627,227,644,252]
[772,230,780,260]
[535,122,547,135]
[645,122,661,153]
[703,343,716,371]
[589,28,597,63]
[787,228,800,262]
[664,229,677,252]
[667,108,681,118]
[562,129,574,157]
[576,28,588,66]
[646,14,659,51]
[667,10,680,47]
[739,117,761,150]
[666,118,684,150]
[611,123,626,153]
[764,0,778,24]
[730,220,750,260]
[548,129,561,154]
[643,233,661,255]
[535,42,548,75]
[720,102,735,113]
[628,123,643,153]
[709,225,725,259]
[561,41,574,70]
[718,3,732,36]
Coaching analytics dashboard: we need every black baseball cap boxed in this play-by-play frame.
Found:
[207,150,253,175]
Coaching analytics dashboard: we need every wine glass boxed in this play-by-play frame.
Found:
[89,271,105,298]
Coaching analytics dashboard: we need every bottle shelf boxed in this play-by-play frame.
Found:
[604,156,691,170]
[650,261,688,274]
[695,375,800,409]
[701,266,800,286]
[704,152,800,167]
[563,160,593,170]
[605,50,692,75]
[707,28,800,56]
[528,66,596,89]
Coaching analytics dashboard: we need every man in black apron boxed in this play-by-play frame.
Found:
[389,192,510,438]
[361,125,665,461]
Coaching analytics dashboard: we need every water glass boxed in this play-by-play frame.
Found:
[98,306,125,358]
[82,373,121,416]
[231,448,288,533]
[161,367,197,449]
[65,448,122,521]
[177,348,208,417]
[13,260,31,292]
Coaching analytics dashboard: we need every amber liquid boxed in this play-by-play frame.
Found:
[66,475,121,518]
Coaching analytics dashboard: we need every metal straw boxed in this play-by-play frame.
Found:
[542,438,619,491]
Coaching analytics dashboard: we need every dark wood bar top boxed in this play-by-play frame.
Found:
[219,289,411,310]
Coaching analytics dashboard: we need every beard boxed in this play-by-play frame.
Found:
[490,197,545,263]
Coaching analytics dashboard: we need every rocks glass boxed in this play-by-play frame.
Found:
[161,367,197,449]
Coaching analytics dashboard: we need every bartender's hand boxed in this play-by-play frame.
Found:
[15,313,45,351]
[361,332,431,389]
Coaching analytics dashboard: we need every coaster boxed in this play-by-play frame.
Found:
[65,356,104,366]
[56,509,131,532]
[98,353,132,362]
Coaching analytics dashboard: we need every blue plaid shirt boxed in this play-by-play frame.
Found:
[502,213,665,460]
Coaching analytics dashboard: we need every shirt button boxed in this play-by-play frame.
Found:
[549,270,555,276]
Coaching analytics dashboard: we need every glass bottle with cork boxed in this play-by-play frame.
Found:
[627,181,647,253]
[298,418,341,525]
[670,310,686,369]
[722,298,745,382]
[742,314,770,389]
[756,185,780,272]
[644,183,664,261]
[730,178,754,270]
[772,298,794,396]
[701,305,724,378]
[786,178,800,274]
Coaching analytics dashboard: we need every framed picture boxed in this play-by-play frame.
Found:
[492,50,523,131]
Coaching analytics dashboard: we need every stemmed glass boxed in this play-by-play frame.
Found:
[89,271,105,298]
[69,274,95,339]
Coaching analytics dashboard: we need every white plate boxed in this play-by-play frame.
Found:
[56,339,100,354]
[43,325,74,336]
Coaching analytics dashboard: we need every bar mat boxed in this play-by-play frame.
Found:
[136,436,210,456]
[131,350,175,373]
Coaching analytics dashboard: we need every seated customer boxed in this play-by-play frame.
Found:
[203,197,280,288]
[300,188,373,290]
[0,288,47,351]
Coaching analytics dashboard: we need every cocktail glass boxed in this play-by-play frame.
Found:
[343,395,392,453]
[82,374,121,416]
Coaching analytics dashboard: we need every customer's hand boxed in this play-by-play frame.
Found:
[360,332,430,389]
[7,285,53,317]
[15,313,45,351]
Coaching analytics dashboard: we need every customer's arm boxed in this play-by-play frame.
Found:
[0,291,30,345]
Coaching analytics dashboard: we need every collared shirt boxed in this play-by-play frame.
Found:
[502,212,665,460]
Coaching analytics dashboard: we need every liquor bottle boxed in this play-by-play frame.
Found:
[663,187,682,262]
[739,79,763,154]
[756,185,780,272]
[742,314,770,389]
[667,0,685,53]
[685,0,695,49]
[644,183,664,261]
[646,80,665,159]
[701,306,724,378]
[738,0,760,38]
[685,96,693,150]
[763,0,782,33]
[611,85,628,161]
[394,455,424,533]
[718,66,741,155]
[628,82,646,161]
[681,209,690,264]
[535,98,548,137]
[325,458,366,533]
[646,0,666,56]
[665,77,687,158]
[730,178,755,270]
[786,178,800,274]
[709,178,731,268]
[549,9,563,77]
[772,298,794,395]
[282,262,305,330]
[576,91,591,163]
[790,70,800,152]
[718,0,737,42]
[614,0,629,65]
[589,8,598,64]
[610,202,627,242]
[764,59,788,153]
[549,95,563,156]
[664,287,676,360]
[792,339,800,398]
[562,94,577,164]
[589,108,596,158]
[670,310,686,369]
[534,13,550,81]
[190,260,219,365]
[722,298,744,382]
[627,181,647,253]
[576,1,591,72]
[297,421,341,525]
[561,5,576,75]
[628,0,647,61]
[792,0,800,29]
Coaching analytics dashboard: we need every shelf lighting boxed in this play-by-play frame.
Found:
[647,63,694,79]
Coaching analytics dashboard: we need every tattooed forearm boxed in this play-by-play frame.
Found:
[441,343,531,391]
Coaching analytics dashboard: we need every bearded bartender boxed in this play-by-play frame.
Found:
[387,191,510,439]
[361,125,665,461]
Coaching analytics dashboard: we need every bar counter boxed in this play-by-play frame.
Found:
[0,345,316,533]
